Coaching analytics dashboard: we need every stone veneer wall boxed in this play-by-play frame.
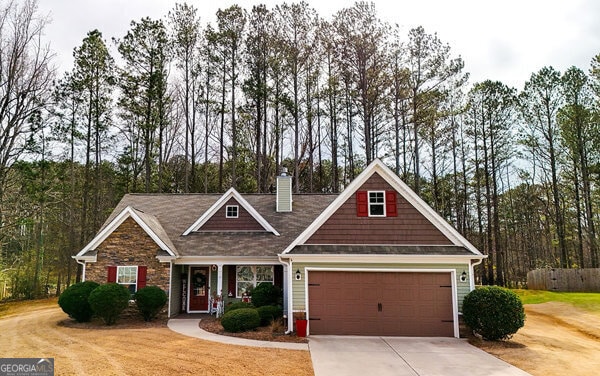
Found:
[85,217,171,294]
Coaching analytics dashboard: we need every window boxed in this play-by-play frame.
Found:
[236,266,274,297]
[117,266,138,294]
[368,191,385,216]
[226,205,239,218]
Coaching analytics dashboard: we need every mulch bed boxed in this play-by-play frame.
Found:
[198,314,308,343]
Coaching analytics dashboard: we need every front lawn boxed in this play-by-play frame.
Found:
[513,289,600,313]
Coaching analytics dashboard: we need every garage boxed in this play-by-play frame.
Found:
[307,271,455,336]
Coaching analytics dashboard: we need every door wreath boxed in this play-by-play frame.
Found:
[193,272,207,289]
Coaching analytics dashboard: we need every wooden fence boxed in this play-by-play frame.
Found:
[527,268,600,292]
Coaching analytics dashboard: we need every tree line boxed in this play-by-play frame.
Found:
[1,0,600,298]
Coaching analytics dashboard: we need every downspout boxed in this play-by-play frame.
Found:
[278,255,294,334]
[75,259,86,281]
[167,259,173,318]
[470,257,485,291]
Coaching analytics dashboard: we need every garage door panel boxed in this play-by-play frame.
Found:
[308,271,454,336]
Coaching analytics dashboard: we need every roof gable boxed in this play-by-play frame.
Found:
[182,188,280,236]
[282,159,482,255]
[75,206,177,259]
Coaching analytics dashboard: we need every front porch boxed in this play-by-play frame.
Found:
[168,262,285,317]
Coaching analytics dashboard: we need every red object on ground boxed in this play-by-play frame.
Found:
[296,319,308,337]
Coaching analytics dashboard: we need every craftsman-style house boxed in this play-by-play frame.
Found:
[74,159,484,337]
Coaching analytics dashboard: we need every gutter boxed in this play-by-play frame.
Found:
[278,254,294,335]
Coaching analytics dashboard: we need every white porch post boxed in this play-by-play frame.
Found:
[217,263,224,297]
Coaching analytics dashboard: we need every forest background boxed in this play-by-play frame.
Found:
[1,0,600,298]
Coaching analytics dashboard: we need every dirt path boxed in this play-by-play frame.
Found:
[473,302,600,376]
[0,304,313,376]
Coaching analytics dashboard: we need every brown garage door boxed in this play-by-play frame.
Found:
[307,271,454,336]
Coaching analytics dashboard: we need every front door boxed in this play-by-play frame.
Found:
[189,267,209,311]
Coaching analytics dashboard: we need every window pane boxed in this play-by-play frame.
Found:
[256,266,274,282]
[226,205,238,218]
[237,282,254,297]
[369,192,384,203]
[370,204,384,216]
[117,266,137,284]
[237,266,254,282]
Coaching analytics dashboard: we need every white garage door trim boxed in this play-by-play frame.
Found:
[305,268,459,338]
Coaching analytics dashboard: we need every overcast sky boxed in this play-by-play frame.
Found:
[38,0,600,90]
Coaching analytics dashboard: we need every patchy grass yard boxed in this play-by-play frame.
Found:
[470,290,600,376]
[0,299,313,376]
[513,289,600,312]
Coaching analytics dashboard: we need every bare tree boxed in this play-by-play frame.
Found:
[0,0,54,238]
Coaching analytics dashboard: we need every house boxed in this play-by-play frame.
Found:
[74,159,485,337]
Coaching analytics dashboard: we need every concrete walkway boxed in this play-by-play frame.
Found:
[309,336,531,376]
[167,318,309,351]
[167,319,530,375]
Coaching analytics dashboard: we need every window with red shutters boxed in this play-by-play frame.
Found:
[385,191,398,217]
[356,191,369,217]
[137,266,147,289]
[107,266,117,283]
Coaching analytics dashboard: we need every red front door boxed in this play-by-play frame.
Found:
[189,267,209,311]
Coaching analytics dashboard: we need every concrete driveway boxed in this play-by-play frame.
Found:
[309,336,531,376]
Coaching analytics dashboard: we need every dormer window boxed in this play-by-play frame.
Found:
[226,205,239,218]
[368,191,385,216]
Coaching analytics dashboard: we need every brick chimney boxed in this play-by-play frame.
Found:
[276,168,292,212]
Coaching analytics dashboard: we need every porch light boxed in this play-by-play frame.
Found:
[295,269,302,281]
[460,271,468,282]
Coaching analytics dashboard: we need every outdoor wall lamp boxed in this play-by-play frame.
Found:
[295,269,302,281]
[460,271,468,282]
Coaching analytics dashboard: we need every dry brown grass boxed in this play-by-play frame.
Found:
[0,300,313,376]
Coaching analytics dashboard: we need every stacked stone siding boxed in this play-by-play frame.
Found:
[85,217,171,294]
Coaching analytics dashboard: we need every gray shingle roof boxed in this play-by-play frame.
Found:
[97,193,336,258]
[288,245,473,255]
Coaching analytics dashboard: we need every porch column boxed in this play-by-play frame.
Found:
[217,263,224,297]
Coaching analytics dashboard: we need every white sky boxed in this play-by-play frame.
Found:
[38,0,600,90]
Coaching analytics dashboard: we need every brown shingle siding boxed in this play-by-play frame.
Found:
[306,173,451,245]
[199,198,264,231]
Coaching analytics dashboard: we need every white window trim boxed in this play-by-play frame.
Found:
[368,190,386,217]
[226,205,239,218]
[117,265,138,292]
[235,265,274,298]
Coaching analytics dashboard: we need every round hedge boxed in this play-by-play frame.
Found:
[88,283,131,325]
[256,305,283,326]
[134,286,167,322]
[250,283,282,307]
[462,286,525,340]
[224,301,254,314]
[58,281,100,322]
[220,308,260,333]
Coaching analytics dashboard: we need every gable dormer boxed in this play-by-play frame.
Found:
[182,188,280,236]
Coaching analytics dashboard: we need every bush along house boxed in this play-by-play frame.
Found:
[74,159,485,337]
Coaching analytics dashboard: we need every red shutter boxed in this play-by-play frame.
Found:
[356,191,368,217]
[386,191,398,217]
[274,265,283,288]
[137,266,147,289]
[228,265,236,297]
[107,266,117,283]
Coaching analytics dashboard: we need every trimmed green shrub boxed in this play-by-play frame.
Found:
[58,281,100,322]
[134,286,167,321]
[221,308,260,333]
[224,301,254,313]
[250,282,282,308]
[462,286,526,340]
[88,283,131,325]
[257,305,283,326]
